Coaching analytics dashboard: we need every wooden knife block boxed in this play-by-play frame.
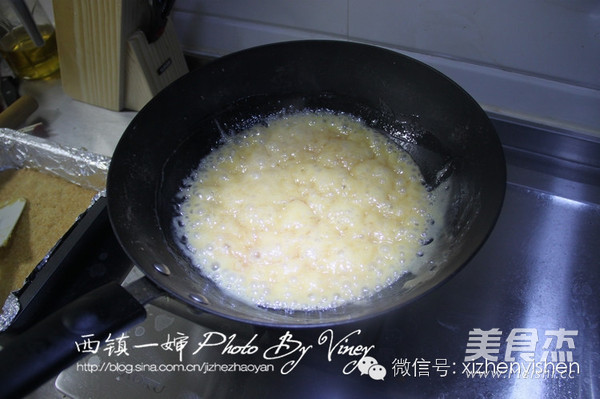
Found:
[53,0,188,111]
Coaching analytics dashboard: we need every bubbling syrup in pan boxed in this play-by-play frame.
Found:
[174,111,438,310]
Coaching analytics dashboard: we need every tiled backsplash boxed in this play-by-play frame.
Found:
[171,0,600,137]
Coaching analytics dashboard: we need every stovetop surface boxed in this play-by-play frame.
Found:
[15,116,600,399]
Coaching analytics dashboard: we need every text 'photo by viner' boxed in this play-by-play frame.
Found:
[74,326,580,382]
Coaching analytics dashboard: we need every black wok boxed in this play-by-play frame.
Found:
[108,39,505,325]
[0,40,505,398]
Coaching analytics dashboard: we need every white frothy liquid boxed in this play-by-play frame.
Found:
[174,111,436,310]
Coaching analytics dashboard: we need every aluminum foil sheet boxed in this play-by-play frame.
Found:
[0,295,19,332]
[0,128,110,191]
[0,128,110,331]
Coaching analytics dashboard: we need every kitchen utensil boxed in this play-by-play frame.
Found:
[6,0,43,46]
[0,197,26,247]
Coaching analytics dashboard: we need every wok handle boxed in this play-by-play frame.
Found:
[0,281,146,399]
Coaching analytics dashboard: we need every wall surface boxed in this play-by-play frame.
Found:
[170,0,600,137]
